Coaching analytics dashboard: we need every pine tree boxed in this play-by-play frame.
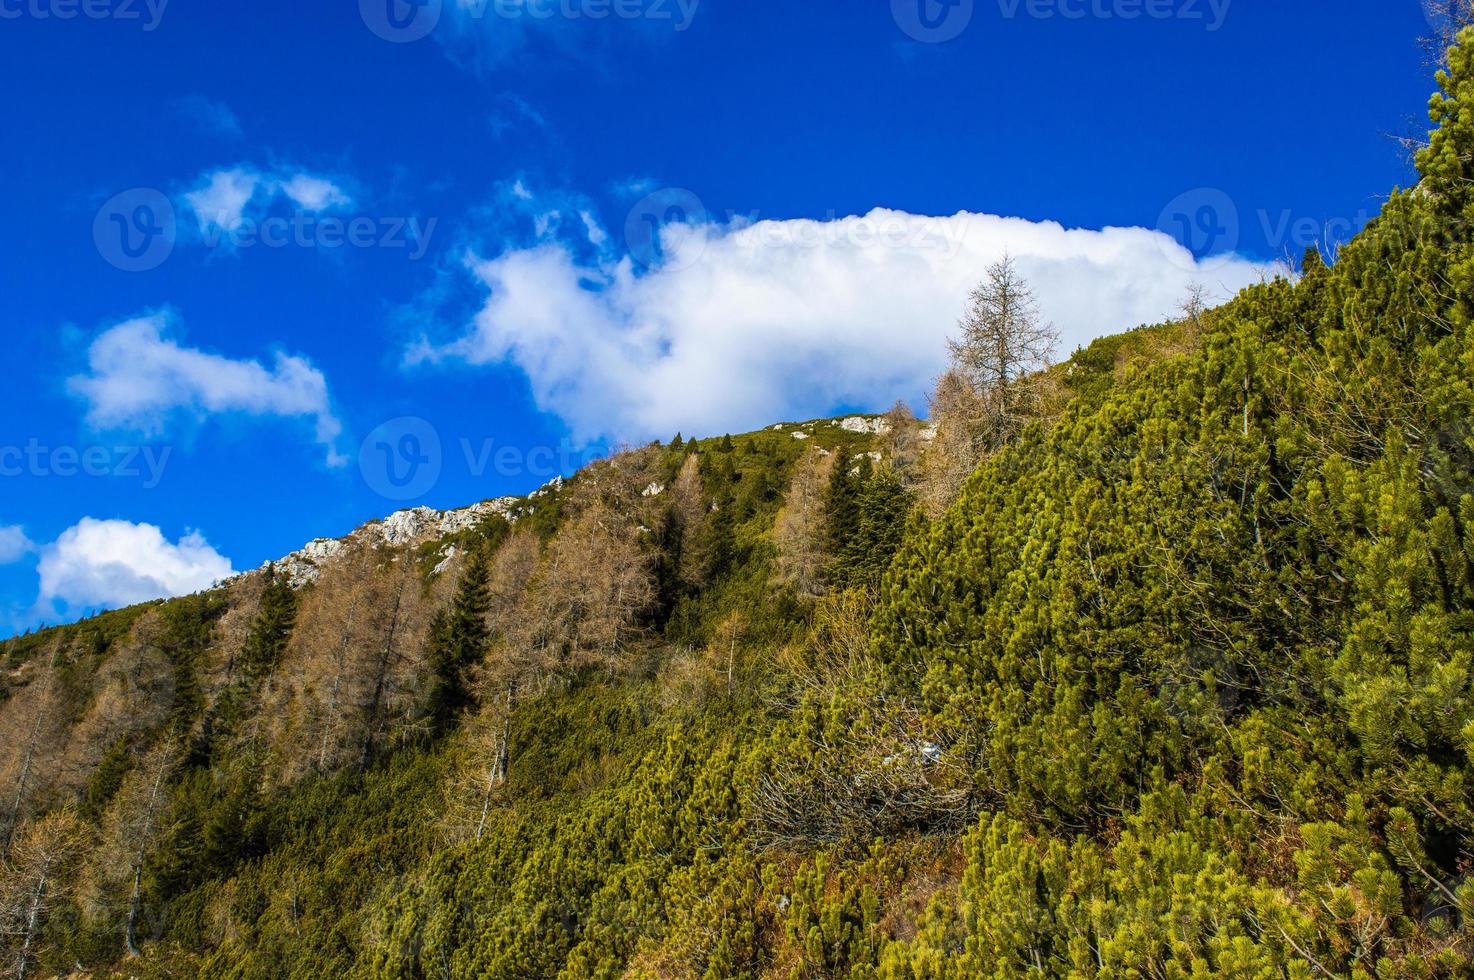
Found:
[841,466,911,586]
[236,566,297,682]
[424,546,492,738]
[700,495,737,583]
[825,453,861,554]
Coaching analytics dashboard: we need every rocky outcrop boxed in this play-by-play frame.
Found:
[258,497,520,587]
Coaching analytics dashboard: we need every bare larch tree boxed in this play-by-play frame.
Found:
[947,254,1060,450]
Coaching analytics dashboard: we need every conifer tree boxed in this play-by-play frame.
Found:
[424,546,492,738]
[839,466,911,586]
[824,453,862,562]
[701,495,737,582]
[235,566,297,682]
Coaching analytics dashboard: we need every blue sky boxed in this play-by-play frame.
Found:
[0,0,1445,631]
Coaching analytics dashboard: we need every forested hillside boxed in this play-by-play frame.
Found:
[5,31,1474,980]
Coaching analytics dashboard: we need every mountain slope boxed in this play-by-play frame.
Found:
[5,34,1474,980]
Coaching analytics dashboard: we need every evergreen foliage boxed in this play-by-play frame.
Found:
[424,546,493,738]
[5,36,1474,978]
[236,567,297,682]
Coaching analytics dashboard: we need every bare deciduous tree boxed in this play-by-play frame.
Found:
[519,499,656,672]
[670,452,712,588]
[916,258,1060,516]
[773,449,835,598]
[272,544,435,780]
[355,552,427,771]
[1422,0,1474,69]
[881,400,923,480]
[0,807,88,980]
[916,370,986,518]
[0,647,65,857]
[80,738,179,959]
[60,620,175,803]
[947,254,1060,448]
[440,694,515,844]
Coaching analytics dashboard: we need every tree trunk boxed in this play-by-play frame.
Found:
[317,597,359,772]
[359,584,405,773]
[17,862,50,980]
[3,667,54,856]
[125,755,168,957]
[475,685,515,841]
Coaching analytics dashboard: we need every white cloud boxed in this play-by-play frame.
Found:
[183,166,352,237]
[0,525,33,564]
[184,167,262,234]
[37,518,235,612]
[69,312,346,466]
[411,199,1280,443]
[278,173,352,212]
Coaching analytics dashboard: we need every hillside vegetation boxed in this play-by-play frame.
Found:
[5,33,1474,980]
